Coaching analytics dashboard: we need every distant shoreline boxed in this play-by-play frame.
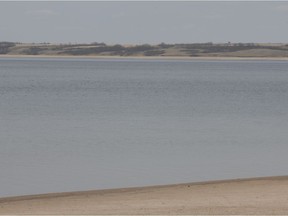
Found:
[1,54,288,61]
[1,42,288,60]
[1,175,288,214]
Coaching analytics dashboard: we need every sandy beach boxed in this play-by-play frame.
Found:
[1,176,288,214]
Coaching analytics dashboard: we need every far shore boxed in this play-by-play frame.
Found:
[1,176,288,214]
[1,54,288,61]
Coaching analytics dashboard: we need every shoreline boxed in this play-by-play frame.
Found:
[1,175,288,214]
[0,175,287,201]
[1,54,288,61]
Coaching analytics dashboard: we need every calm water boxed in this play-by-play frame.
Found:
[1,57,288,197]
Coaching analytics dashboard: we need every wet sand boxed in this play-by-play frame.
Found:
[1,176,288,214]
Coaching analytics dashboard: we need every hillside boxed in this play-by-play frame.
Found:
[1,42,288,58]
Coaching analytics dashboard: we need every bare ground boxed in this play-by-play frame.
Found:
[1,176,288,214]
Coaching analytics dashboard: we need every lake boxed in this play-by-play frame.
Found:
[1,57,288,197]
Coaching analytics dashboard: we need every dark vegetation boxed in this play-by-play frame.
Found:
[60,44,162,56]
[22,47,47,55]
[177,43,288,56]
[0,42,16,54]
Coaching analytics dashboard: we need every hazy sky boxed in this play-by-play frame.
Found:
[1,1,288,44]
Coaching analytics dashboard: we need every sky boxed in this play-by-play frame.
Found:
[0,1,288,44]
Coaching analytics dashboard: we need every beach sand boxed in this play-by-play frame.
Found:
[0,176,288,214]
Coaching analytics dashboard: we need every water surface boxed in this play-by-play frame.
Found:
[1,57,288,197]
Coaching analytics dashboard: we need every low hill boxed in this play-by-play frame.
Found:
[1,42,288,58]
